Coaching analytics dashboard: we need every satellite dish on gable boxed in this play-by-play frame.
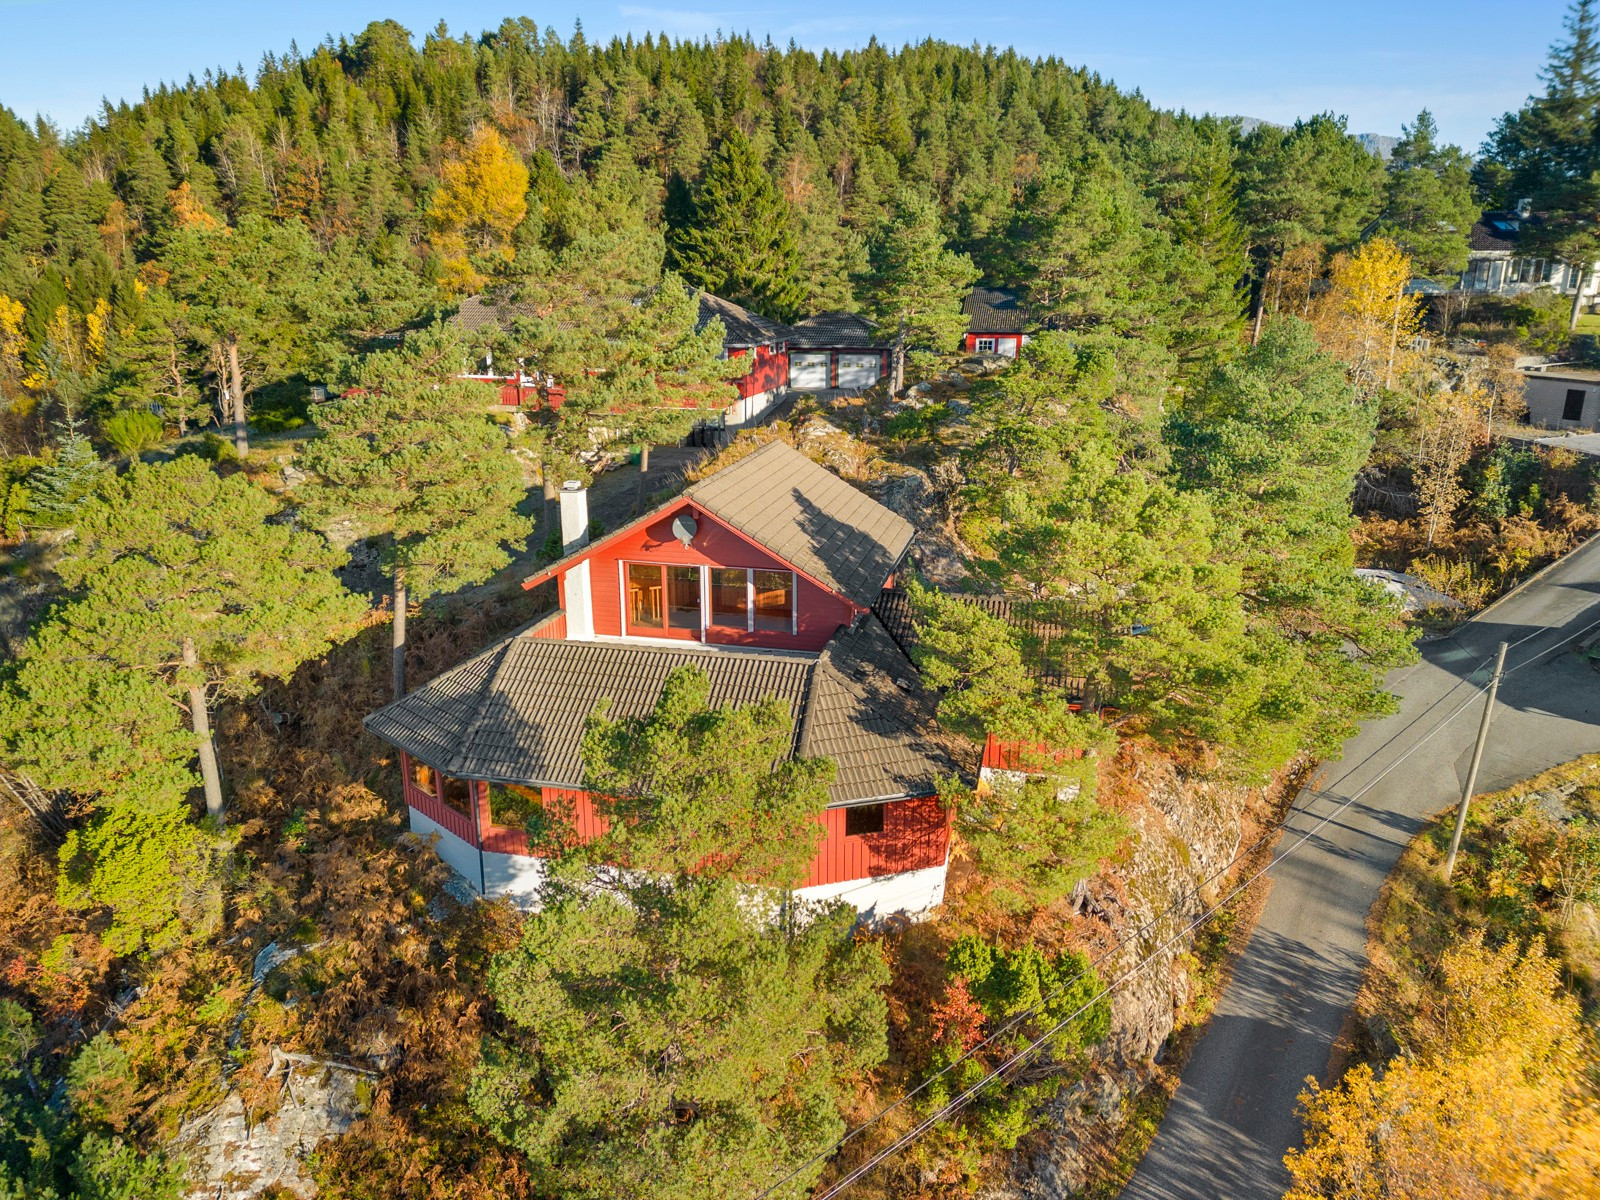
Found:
[671,513,698,546]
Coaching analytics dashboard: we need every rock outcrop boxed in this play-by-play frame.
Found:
[985,755,1263,1198]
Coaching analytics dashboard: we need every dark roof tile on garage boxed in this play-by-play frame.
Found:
[363,614,953,804]
[787,311,881,348]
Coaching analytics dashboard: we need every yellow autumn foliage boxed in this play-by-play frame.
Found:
[1310,237,1424,398]
[167,181,221,230]
[428,126,530,296]
[1286,934,1600,1200]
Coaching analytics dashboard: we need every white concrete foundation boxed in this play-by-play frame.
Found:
[794,863,947,921]
[408,808,548,905]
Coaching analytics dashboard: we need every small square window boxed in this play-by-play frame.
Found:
[976,337,997,354]
[439,775,474,817]
[407,758,437,797]
[845,804,885,836]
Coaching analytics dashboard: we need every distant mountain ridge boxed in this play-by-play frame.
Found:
[1232,116,1397,159]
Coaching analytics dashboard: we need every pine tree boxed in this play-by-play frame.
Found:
[666,129,805,319]
[0,457,362,947]
[859,188,978,395]
[1377,109,1477,278]
[576,664,835,886]
[469,875,888,1200]
[299,326,534,698]
[1482,0,1600,328]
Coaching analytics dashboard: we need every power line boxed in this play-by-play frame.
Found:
[757,610,1600,1199]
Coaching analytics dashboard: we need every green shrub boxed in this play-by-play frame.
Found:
[101,410,164,457]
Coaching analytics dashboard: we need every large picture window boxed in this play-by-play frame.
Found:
[710,567,749,629]
[667,565,701,630]
[625,562,795,636]
[627,562,664,630]
[753,570,795,632]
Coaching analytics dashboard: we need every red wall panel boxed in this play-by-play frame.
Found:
[582,503,855,652]
[798,795,951,888]
[436,777,948,888]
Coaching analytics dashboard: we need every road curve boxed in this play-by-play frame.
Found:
[1120,536,1600,1200]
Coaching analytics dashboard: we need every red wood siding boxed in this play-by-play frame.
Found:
[731,345,788,399]
[585,502,855,652]
[471,784,945,886]
[799,795,951,887]
[528,611,567,639]
[964,333,1024,355]
[401,752,479,845]
[981,735,1085,773]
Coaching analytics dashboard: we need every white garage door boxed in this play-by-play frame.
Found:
[789,352,830,389]
[835,353,882,389]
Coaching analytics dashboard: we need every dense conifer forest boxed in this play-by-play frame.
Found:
[3,6,1600,1198]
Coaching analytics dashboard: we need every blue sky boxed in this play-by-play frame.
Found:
[0,0,1570,151]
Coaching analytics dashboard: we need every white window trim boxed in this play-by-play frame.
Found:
[976,336,997,354]
[628,562,799,638]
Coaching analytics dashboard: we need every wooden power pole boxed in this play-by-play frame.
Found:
[1444,641,1508,880]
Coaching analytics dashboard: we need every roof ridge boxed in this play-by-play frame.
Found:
[443,639,518,778]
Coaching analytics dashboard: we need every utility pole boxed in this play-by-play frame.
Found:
[1444,641,1508,880]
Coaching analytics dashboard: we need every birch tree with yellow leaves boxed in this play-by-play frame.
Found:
[427,126,530,295]
[1310,237,1423,401]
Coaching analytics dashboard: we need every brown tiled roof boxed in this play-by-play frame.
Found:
[963,287,1031,333]
[363,614,953,804]
[523,440,915,609]
[686,440,915,607]
[696,292,788,347]
[801,616,952,803]
[787,312,881,348]
[444,294,535,336]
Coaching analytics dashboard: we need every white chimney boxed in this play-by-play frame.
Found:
[559,480,589,555]
[558,481,594,640]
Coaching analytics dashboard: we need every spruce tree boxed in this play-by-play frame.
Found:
[23,426,103,527]
[299,326,534,698]
[666,130,805,320]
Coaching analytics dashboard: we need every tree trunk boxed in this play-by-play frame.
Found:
[1249,269,1267,346]
[542,469,558,539]
[183,636,224,820]
[1570,264,1588,333]
[392,568,408,700]
[891,335,906,398]
[225,334,249,457]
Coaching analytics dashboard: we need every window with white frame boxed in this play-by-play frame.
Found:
[975,336,997,353]
[707,567,796,634]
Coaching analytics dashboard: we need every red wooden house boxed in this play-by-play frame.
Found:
[364,440,957,918]
[443,291,787,430]
[962,287,1033,358]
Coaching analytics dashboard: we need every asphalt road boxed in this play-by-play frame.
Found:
[1120,536,1600,1200]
